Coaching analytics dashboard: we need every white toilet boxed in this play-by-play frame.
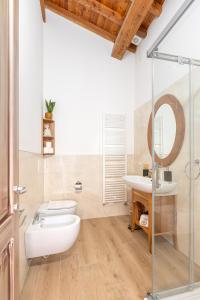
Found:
[25,200,80,259]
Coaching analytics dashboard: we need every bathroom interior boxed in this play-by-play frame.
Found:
[1,0,200,300]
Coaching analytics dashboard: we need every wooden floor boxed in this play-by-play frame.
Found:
[21,216,198,300]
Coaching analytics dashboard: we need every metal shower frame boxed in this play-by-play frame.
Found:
[146,0,200,299]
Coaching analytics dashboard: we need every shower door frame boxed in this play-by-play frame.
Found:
[145,0,200,298]
[147,52,200,300]
[147,0,196,58]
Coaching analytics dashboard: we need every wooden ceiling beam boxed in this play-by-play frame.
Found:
[132,2,163,41]
[128,43,137,53]
[45,1,135,54]
[75,0,123,26]
[149,2,162,17]
[46,1,114,41]
[112,0,154,60]
[40,0,46,22]
[137,26,147,38]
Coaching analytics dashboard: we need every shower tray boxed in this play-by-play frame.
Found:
[145,287,200,300]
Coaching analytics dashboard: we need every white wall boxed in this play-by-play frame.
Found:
[19,0,200,151]
[135,0,200,109]
[19,0,44,291]
[19,0,43,153]
[44,11,135,155]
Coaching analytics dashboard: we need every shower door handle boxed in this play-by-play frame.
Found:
[184,159,200,180]
[13,185,27,195]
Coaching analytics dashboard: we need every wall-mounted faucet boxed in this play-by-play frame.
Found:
[148,169,153,178]
[33,213,45,225]
[154,163,161,189]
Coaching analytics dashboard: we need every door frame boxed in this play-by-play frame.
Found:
[0,0,19,299]
[9,0,19,299]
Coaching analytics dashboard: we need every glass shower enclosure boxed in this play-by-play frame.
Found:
[147,0,200,298]
[150,53,200,300]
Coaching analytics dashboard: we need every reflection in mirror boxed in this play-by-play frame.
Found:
[147,94,185,167]
[154,104,176,159]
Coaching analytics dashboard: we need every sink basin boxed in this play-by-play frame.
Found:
[156,181,177,195]
[123,175,177,195]
[123,176,152,193]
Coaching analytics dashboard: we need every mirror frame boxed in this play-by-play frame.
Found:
[148,94,185,167]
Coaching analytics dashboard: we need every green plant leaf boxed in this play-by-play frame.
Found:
[45,99,56,113]
[45,99,49,111]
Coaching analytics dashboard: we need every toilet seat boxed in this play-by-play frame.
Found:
[38,200,78,216]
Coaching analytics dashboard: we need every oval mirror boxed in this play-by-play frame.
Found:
[147,94,185,167]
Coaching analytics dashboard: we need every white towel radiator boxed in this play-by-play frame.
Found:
[102,114,127,205]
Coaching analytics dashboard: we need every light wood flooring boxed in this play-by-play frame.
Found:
[21,216,199,300]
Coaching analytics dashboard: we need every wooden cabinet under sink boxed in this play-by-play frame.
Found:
[131,189,177,254]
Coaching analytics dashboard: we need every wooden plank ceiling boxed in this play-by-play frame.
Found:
[41,0,165,60]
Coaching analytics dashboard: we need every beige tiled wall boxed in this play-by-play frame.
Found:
[134,70,200,266]
[19,151,44,292]
[44,155,134,219]
[134,100,152,175]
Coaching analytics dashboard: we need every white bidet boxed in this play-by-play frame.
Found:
[25,214,80,259]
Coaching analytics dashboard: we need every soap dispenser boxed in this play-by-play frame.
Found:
[143,163,149,177]
[164,167,172,182]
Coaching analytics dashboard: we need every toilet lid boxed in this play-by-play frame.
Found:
[47,200,77,210]
[38,200,77,213]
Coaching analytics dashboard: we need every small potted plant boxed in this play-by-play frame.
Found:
[45,99,56,120]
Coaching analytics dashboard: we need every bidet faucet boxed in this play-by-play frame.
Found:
[33,213,45,225]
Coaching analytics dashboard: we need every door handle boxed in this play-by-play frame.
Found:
[12,203,25,213]
[13,185,27,194]
[185,159,200,180]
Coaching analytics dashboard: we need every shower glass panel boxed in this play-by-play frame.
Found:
[151,56,200,298]
[191,65,200,284]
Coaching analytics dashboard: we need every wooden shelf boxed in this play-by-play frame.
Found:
[43,118,55,123]
[135,221,172,236]
[43,136,54,140]
[135,221,149,234]
[131,188,177,254]
[42,118,55,156]
[154,231,173,237]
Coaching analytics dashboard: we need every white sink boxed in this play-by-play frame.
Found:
[156,181,177,195]
[123,175,177,195]
[123,176,152,193]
